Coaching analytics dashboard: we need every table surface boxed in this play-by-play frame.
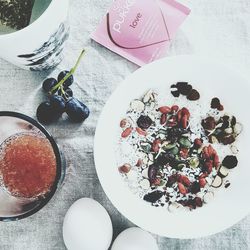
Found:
[0,0,250,249]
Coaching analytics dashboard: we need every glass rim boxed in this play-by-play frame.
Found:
[0,111,62,221]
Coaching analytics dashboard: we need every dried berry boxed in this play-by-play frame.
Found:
[194,197,203,207]
[137,115,152,130]
[202,116,216,130]
[143,190,164,203]
[199,178,206,188]
[136,159,143,167]
[220,134,235,145]
[152,139,161,153]
[202,146,210,159]
[166,174,177,187]
[218,104,224,111]
[118,164,131,174]
[194,138,203,148]
[181,114,188,129]
[199,173,208,179]
[225,181,231,188]
[178,182,187,195]
[158,106,171,114]
[222,155,238,169]
[180,175,191,187]
[213,153,220,168]
[136,127,147,136]
[121,127,133,138]
[204,160,213,173]
[176,82,192,96]
[231,116,237,126]
[152,178,161,186]
[171,90,180,97]
[180,148,189,159]
[160,114,167,125]
[177,110,182,122]
[221,119,230,129]
[171,105,179,112]
[148,164,159,181]
[211,97,220,109]
[187,89,200,101]
[181,107,190,119]
[190,181,200,194]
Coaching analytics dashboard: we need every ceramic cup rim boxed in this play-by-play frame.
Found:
[0,0,54,38]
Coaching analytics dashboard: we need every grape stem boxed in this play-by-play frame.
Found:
[49,49,86,95]
[59,85,68,100]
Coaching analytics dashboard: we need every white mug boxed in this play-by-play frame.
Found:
[0,0,69,70]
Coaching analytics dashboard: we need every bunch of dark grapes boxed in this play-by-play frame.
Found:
[36,50,90,124]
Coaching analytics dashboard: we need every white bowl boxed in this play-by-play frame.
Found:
[94,56,250,238]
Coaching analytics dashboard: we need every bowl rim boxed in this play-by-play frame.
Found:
[94,55,250,238]
[0,111,62,221]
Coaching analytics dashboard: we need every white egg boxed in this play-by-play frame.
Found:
[63,198,113,250]
[111,227,158,250]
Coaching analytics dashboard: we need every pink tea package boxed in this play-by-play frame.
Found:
[91,0,190,66]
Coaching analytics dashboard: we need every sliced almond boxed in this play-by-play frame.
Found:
[218,166,230,178]
[143,89,155,103]
[230,144,239,155]
[224,128,233,134]
[233,123,243,136]
[142,167,149,179]
[130,100,145,113]
[139,179,150,190]
[212,175,223,188]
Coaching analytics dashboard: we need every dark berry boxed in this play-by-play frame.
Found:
[187,89,200,101]
[176,82,192,96]
[222,155,238,169]
[36,102,56,124]
[148,164,159,182]
[137,115,152,130]
[211,97,220,109]
[143,190,164,203]
[202,117,216,130]
[176,82,188,88]
[166,174,177,187]
[225,181,231,188]
[58,70,74,88]
[42,78,58,93]
[190,181,200,194]
[222,116,230,121]
[186,199,196,209]
[58,87,73,98]
[194,197,203,207]
[50,95,66,114]
[220,135,235,145]
[218,104,224,111]
[65,97,90,122]
[171,90,180,97]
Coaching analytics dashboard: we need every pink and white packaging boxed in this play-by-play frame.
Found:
[91,0,190,66]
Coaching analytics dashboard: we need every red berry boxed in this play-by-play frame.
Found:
[199,178,207,188]
[158,106,171,114]
[178,182,187,195]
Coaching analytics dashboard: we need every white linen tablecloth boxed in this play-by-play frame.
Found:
[0,0,249,249]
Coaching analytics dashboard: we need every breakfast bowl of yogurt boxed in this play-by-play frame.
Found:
[94,56,250,238]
